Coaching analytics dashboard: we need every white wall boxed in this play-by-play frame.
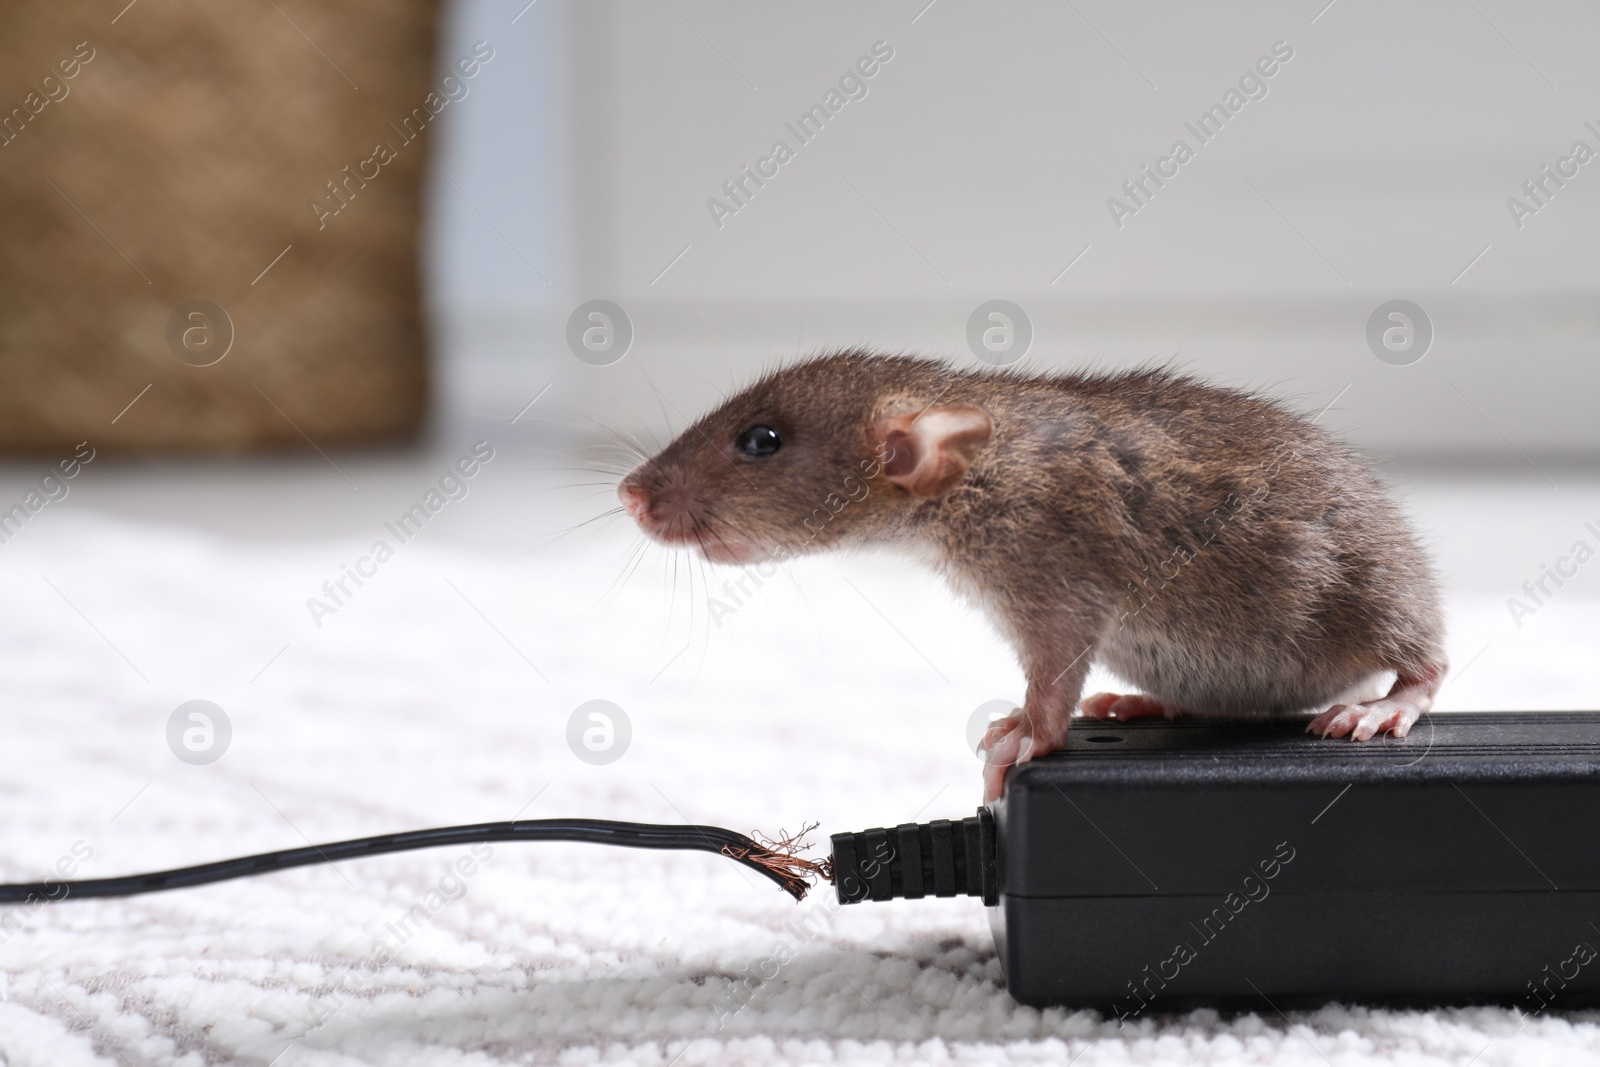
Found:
[428,0,1600,458]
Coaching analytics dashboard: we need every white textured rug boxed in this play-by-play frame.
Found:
[0,455,1598,1066]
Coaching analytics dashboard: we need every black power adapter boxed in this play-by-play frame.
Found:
[828,711,1600,1015]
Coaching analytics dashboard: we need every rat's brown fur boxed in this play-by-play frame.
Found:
[620,351,1447,797]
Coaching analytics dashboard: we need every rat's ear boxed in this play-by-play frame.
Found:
[874,404,994,499]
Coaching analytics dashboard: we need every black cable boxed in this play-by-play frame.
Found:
[0,819,824,904]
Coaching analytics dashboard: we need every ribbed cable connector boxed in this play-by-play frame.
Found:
[830,808,997,906]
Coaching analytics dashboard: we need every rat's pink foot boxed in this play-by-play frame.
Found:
[980,711,1034,801]
[1307,698,1422,741]
[981,709,1075,801]
[1307,664,1443,742]
[1079,692,1186,721]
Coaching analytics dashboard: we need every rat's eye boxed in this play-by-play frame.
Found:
[734,424,782,458]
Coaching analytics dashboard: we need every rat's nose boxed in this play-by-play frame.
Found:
[619,483,651,521]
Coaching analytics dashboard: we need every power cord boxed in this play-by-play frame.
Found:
[0,818,832,904]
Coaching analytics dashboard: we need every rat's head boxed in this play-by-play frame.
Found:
[617,352,993,565]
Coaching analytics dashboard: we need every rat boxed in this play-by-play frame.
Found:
[617,351,1447,800]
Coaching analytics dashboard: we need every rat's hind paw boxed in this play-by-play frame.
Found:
[1079,692,1187,721]
[1307,698,1423,742]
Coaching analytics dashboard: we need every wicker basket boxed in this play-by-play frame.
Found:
[0,1,442,452]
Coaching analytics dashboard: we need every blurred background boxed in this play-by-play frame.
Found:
[444,0,1600,457]
[0,2,1598,1057]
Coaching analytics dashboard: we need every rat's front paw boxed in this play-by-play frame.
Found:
[1079,692,1186,721]
[1307,698,1423,742]
[980,710,1036,801]
[980,710,1077,800]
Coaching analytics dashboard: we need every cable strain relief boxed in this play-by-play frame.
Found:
[830,807,997,906]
